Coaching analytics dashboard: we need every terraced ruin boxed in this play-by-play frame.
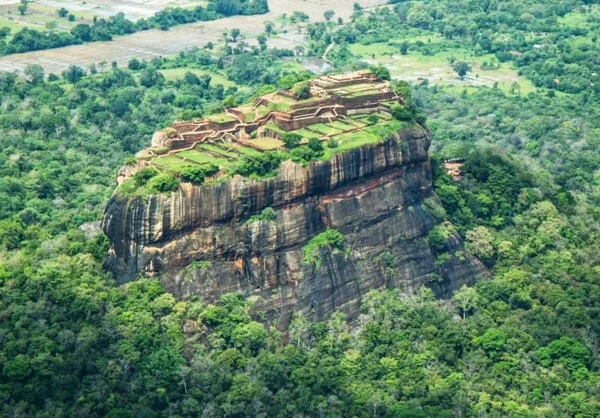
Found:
[132,70,408,180]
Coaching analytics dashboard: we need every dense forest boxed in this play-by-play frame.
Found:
[1,0,600,417]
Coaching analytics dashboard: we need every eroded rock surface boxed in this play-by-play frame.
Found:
[103,127,487,326]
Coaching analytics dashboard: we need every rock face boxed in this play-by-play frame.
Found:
[103,127,487,326]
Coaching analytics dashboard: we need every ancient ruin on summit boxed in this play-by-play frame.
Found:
[142,70,404,157]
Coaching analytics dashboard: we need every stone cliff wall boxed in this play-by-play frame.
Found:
[103,127,487,326]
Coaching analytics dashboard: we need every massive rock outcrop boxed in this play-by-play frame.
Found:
[103,126,487,326]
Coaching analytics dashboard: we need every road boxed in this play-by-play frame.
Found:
[0,0,386,74]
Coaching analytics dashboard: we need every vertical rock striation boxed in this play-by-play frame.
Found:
[103,127,487,326]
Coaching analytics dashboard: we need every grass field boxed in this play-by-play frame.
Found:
[248,137,284,150]
[351,42,536,94]
[159,68,235,87]
[558,5,600,28]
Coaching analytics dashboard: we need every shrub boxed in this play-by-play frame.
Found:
[180,163,218,184]
[370,64,391,80]
[133,167,158,186]
[391,104,413,121]
[327,138,339,148]
[367,114,379,124]
[292,81,311,99]
[148,173,180,193]
[246,207,277,224]
[283,132,302,149]
[427,225,449,253]
[233,152,284,178]
[303,228,344,267]
[308,137,324,153]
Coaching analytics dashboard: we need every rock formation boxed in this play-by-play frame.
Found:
[103,126,487,326]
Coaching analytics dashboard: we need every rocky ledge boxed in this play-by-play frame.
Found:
[102,126,487,326]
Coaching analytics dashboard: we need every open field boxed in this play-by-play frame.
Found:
[0,0,207,20]
[158,68,235,87]
[351,42,536,94]
[0,0,387,74]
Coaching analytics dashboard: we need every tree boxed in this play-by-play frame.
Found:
[391,104,412,121]
[283,133,302,149]
[139,68,165,87]
[400,42,409,55]
[68,14,76,22]
[62,65,86,83]
[230,28,241,42]
[371,65,391,80]
[222,95,237,108]
[57,7,68,17]
[452,61,472,79]
[24,64,44,85]
[264,21,274,36]
[292,81,311,99]
[257,34,267,50]
[308,137,324,153]
[18,0,28,16]
[510,81,521,95]
[148,173,180,193]
[465,226,495,262]
[476,328,507,359]
[324,10,335,22]
[128,58,142,70]
[453,285,480,319]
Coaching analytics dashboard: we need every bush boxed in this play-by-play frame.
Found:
[391,105,413,121]
[233,152,284,178]
[133,167,158,186]
[303,228,344,267]
[308,137,324,153]
[283,132,302,149]
[327,138,339,148]
[246,207,277,224]
[292,81,311,99]
[148,173,180,193]
[180,163,219,184]
[370,64,391,80]
[427,225,449,253]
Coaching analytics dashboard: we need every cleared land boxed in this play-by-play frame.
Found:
[0,0,387,74]
[351,40,536,94]
[0,0,207,21]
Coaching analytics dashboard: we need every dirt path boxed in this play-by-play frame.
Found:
[0,0,386,74]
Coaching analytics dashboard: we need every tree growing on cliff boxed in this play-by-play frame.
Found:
[391,104,412,121]
[148,173,179,193]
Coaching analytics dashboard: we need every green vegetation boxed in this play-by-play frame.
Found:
[232,151,286,179]
[302,228,344,268]
[246,207,277,224]
[291,80,311,99]
[180,163,219,184]
[0,0,269,56]
[2,1,600,417]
